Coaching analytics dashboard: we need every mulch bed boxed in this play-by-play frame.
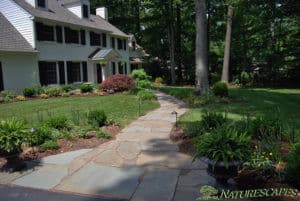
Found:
[0,125,121,167]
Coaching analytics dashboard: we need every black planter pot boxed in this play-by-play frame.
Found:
[200,157,243,184]
[1,151,26,172]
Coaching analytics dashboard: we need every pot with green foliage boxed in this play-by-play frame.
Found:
[0,119,28,171]
[194,126,251,183]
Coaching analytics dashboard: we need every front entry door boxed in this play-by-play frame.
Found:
[0,62,4,91]
[97,64,102,83]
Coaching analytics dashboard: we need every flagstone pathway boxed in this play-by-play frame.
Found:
[0,91,244,201]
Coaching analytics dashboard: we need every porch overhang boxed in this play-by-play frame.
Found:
[88,48,121,61]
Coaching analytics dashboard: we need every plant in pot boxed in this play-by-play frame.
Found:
[0,118,28,172]
[194,125,251,183]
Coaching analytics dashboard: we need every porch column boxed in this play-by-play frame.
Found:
[64,60,68,84]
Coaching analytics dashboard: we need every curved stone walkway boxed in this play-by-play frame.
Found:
[0,91,213,201]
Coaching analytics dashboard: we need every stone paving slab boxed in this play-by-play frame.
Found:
[34,149,92,165]
[131,167,180,201]
[56,164,144,200]
[0,168,34,185]
[13,165,68,190]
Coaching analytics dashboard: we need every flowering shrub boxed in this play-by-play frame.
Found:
[16,95,26,101]
[100,74,135,92]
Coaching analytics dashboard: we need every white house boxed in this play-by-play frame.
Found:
[0,0,130,91]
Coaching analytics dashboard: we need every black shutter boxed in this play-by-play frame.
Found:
[0,62,4,91]
[80,30,86,45]
[123,39,127,50]
[117,39,122,50]
[82,62,88,82]
[36,22,43,41]
[58,61,65,84]
[38,61,47,86]
[67,61,72,83]
[56,26,63,43]
[102,33,107,47]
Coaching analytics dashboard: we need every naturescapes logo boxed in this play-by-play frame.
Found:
[197,185,299,200]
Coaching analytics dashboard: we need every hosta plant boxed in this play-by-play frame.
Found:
[0,118,28,153]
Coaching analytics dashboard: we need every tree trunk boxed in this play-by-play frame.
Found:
[167,0,176,85]
[221,5,233,83]
[195,0,209,95]
[175,3,183,83]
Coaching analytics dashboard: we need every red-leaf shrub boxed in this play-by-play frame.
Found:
[100,74,136,92]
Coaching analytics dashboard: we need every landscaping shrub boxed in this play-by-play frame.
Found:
[136,80,153,89]
[40,140,59,150]
[154,77,164,84]
[201,111,228,131]
[131,69,151,81]
[23,87,36,97]
[39,93,48,99]
[46,116,69,130]
[129,87,143,95]
[212,81,228,97]
[100,74,135,92]
[62,85,74,92]
[80,83,94,93]
[96,131,112,139]
[44,86,63,97]
[27,126,52,146]
[0,90,17,101]
[137,90,156,100]
[87,109,107,127]
[0,118,28,153]
[251,116,284,140]
[16,95,26,101]
[285,142,300,188]
[241,71,254,86]
[194,126,251,168]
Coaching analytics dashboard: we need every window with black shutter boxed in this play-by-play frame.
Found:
[37,0,46,8]
[123,39,127,50]
[117,39,123,50]
[82,62,88,82]
[82,4,89,18]
[58,61,65,84]
[102,33,107,47]
[67,62,81,83]
[56,26,63,43]
[111,37,115,48]
[112,62,116,74]
[90,32,101,46]
[64,27,79,44]
[80,30,86,45]
[0,62,3,91]
[36,22,54,42]
[39,61,57,86]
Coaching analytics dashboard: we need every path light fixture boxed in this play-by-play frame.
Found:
[171,111,178,127]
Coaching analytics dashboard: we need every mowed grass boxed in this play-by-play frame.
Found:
[156,86,300,133]
[0,94,159,126]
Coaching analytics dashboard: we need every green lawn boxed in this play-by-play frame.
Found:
[0,94,159,126]
[156,86,300,134]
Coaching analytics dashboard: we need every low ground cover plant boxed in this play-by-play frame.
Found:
[80,83,94,93]
[137,90,156,100]
[23,87,36,97]
[87,109,107,127]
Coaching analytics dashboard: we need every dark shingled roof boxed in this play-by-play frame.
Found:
[0,13,36,52]
[13,0,128,37]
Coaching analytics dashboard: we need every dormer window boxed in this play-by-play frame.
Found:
[37,0,46,8]
[82,4,89,18]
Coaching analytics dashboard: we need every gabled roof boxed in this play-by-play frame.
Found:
[89,48,121,61]
[0,13,36,52]
[12,0,128,37]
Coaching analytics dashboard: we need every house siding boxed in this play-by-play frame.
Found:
[0,52,39,91]
[0,0,35,48]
